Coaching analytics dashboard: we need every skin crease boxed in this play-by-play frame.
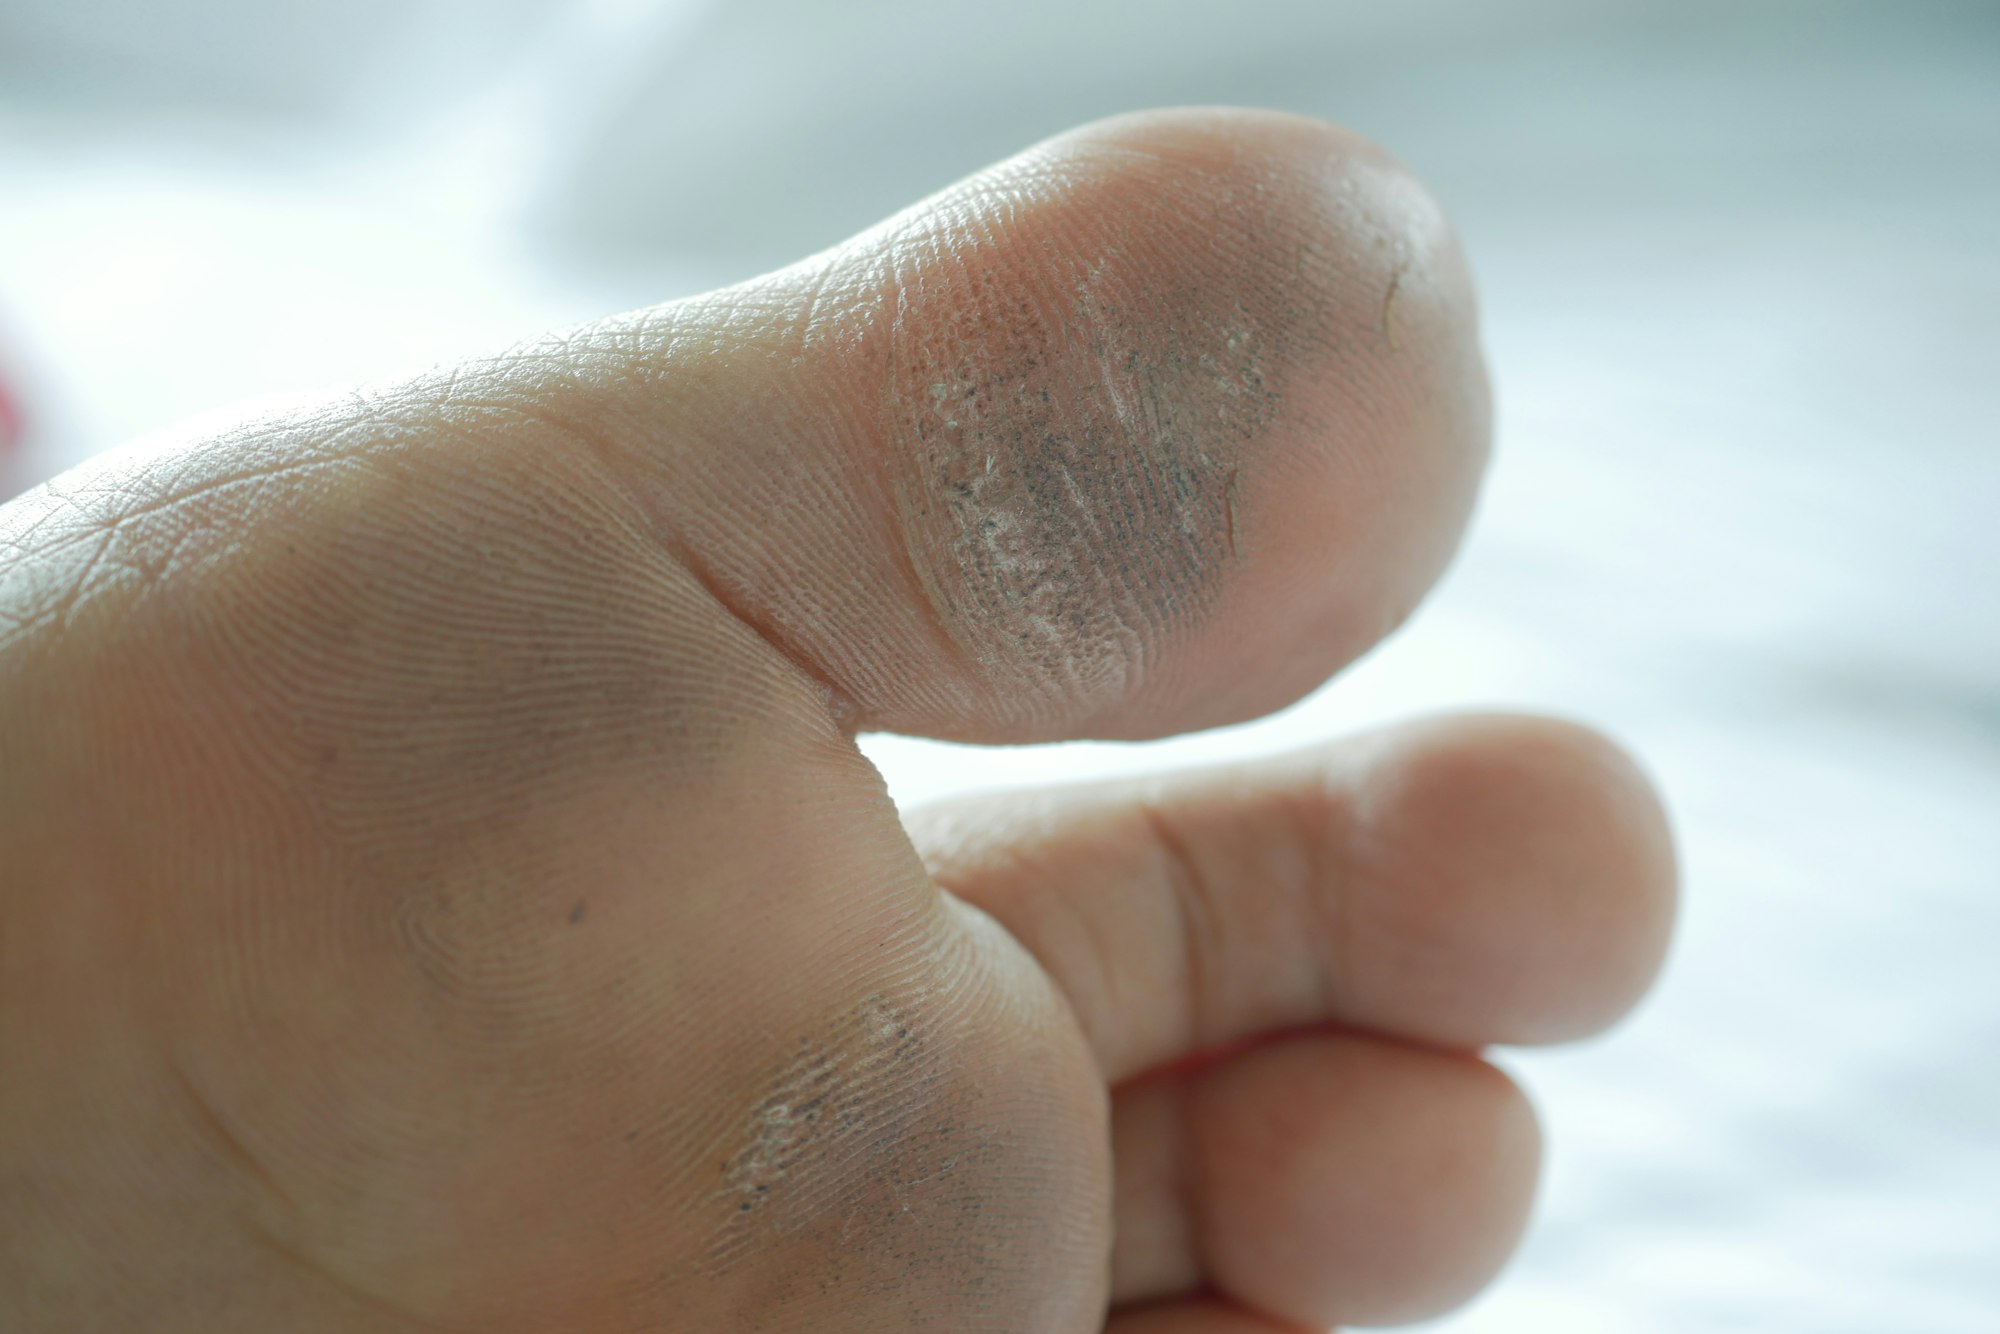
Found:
[0,110,1674,1332]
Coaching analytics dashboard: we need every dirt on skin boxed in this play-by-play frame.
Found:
[689,984,1099,1330]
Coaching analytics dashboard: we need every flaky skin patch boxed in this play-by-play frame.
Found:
[866,140,1403,734]
[687,981,1102,1330]
[891,269,1276,709]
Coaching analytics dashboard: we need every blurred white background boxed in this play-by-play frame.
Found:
[3,1,1996,1328]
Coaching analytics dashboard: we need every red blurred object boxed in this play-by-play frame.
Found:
[0,361,22,459]
[0,356,25,501]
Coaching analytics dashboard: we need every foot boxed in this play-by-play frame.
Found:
[0,108,1674,1332]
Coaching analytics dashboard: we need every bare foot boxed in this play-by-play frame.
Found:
[0,109,1674,1331]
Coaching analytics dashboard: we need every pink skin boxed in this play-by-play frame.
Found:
[0,109,1673,1332]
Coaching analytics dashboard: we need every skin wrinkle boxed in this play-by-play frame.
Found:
[1136,800,1222,1070]
[1270,776,1359,1030]
[167,1057,301,1219]
[543,281,922,733]
[243,1223,465,1334]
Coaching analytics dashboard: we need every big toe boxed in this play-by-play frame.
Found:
[551,107,1491,741]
